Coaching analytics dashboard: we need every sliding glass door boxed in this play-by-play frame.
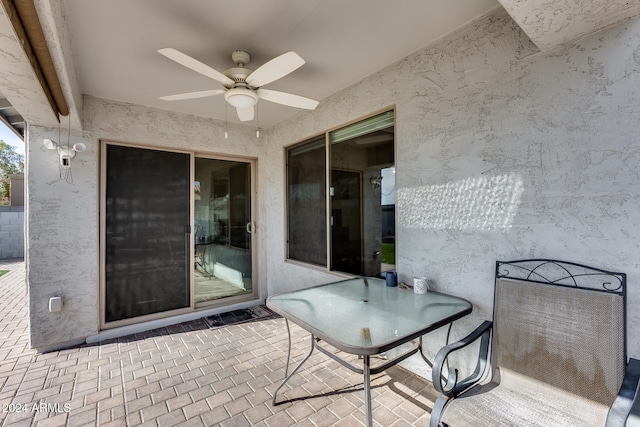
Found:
[102,143,257,327]
[103,144,191,323]
[194,157,253,305]
[329,111,395,276]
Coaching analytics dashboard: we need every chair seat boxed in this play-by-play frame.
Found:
[440,368,609,427]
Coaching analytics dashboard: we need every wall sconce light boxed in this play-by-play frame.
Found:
[43,139,86,169]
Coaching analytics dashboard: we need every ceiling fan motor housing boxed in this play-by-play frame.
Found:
[223,67,253,85]
[224,50,253,86]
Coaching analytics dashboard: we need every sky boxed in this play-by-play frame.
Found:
[0,122,25,156]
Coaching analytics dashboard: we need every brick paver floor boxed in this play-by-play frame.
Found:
[0,259,437,426]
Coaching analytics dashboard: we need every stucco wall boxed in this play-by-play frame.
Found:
[26,8,640,375]
[27,97,262,350]
[9,174,24,206]
[267,9,640,372]
[27,125,99,349]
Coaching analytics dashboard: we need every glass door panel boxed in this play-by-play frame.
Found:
[194,158,253,304]
[104,145,190,323]
[287,136,327,266]
[330,169,363,275]
[329,111,395,276]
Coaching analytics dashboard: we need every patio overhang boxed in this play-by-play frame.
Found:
[0,0,68,127]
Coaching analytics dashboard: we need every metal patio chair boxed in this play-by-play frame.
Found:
[430,259,640,427]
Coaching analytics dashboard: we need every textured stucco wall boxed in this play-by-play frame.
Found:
[27,126,99,349]
[27,97,262,350]
[267,9,640,373]
[498,0,640,51]
[26,8,640,376]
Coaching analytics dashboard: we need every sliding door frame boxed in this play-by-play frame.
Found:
[99,140,259,330]
[193,152,259,309]
[99,140,194,329]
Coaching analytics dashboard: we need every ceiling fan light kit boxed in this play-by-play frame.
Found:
[158,48,319,122]
[224,87,258,108]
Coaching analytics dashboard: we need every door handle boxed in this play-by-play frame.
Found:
[246,222,255,234]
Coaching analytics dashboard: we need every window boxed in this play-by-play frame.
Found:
[287,135,327,266]
[286,110,395,276]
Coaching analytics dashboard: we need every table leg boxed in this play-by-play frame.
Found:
[284,318,292,376]
[272,320,316,405]
[363,355,372,427]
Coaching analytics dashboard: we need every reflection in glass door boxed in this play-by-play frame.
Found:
[329,110,395,276]
[330,169,363,275]
[194,157,253,304]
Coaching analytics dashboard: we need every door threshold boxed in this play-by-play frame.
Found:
[87,298,264,345]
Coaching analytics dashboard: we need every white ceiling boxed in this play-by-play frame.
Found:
[6,0,637,132]
[61,0,500,129]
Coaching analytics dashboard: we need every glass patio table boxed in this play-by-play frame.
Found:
[266,277,473,427]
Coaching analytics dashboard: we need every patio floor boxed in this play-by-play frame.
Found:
[0,259,436,426]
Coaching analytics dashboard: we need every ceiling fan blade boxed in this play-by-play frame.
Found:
[158,48,234,86]
[257,89,319,110]
[236,106,255,122]
[160,89,225,101]
[246,51,305,87]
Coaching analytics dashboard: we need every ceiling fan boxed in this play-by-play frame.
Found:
[158,48,319,122]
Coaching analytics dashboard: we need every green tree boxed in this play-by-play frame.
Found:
[0,140,24,204]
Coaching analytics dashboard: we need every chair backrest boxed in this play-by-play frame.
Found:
[493,260,626,406]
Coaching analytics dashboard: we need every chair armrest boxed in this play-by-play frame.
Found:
[629,398,640,427]
[432,320,492,397]
[606,357,640,427]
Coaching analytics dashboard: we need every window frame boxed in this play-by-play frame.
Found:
[285,107,396,274]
